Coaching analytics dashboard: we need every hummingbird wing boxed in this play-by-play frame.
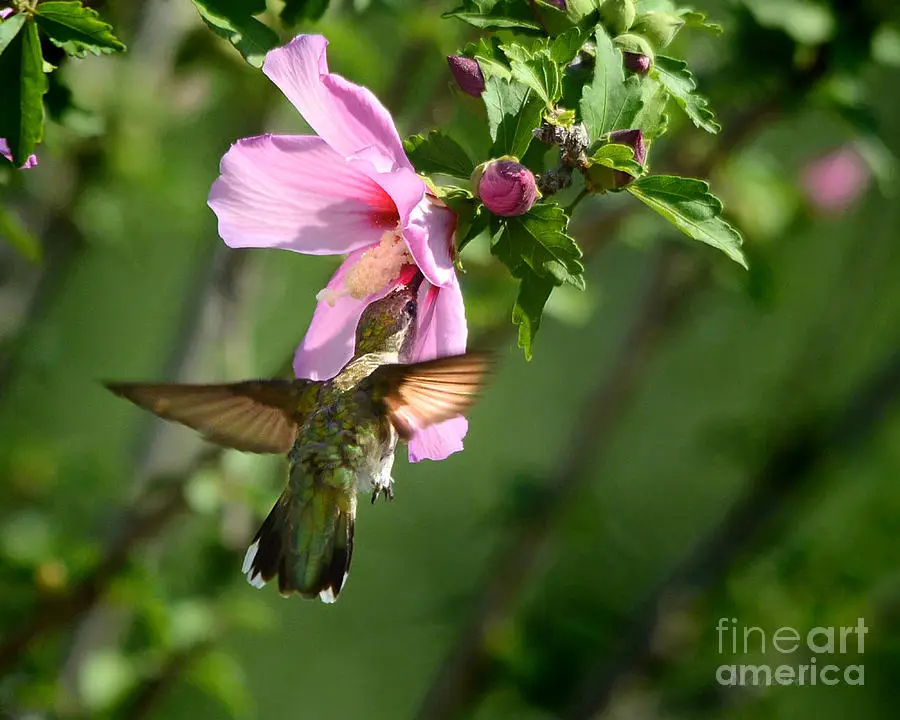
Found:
[105,380,319,454]
[370,353,491,439]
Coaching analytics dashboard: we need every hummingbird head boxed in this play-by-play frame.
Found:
[354,273,422,360]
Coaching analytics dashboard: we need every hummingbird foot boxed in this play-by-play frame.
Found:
[370,480,395,504]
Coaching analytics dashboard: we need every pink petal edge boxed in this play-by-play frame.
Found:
[208,134,394,254]
[404,197,456,289]
[408,276,470,462]
[262,35,411,172]
[293,249,395,381]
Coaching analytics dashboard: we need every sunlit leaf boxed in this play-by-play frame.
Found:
[627,175,747,267]
[34,1,126,57]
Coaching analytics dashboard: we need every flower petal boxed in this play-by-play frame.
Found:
[209,134,397,254]
[293,250,395,381]
[408,416,468,463]
[404,197,456,288]
[263,35,411,171]
[1,138,38,169]
[407,275,470,462]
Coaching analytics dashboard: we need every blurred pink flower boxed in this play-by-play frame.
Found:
[800,145,871,214]
[208,34,468,462]
[0,139,38,169]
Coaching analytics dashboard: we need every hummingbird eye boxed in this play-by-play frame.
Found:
[404,300,417,317]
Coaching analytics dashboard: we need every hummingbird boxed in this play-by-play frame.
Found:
[107,276,488,603]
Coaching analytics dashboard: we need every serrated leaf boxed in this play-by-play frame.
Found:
[491,204,585,287]
[33,2,125,58]
[627,175,746,267]
[192,0,278,68]
[0,12,26,55]
[483,76,544,158]
[404,131,474,178]
[547,26,588,65]
[631,75,669,139]
[466,37,511,81]
[280,0,329,25]
[653,55,721,134]
[679,10,723,34]
[508,51,561,107]
[0,19,47,166]
[590,143,643,176]
[580,26,646,139]
[513,271,554,360]
[443,0,543,32]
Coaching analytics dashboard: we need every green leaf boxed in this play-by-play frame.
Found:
[0,12,26,56]
[191,0,278,68]
[0,203,42,263]
[653,55,720,134]
[491,204,585,287]
[513,271,554,360]
[0,19,47,166]
[630,75,669,139]
[483,76,544,158]
[679,10,723,34]
[580,26,645,139]
[590,143,643,176]
[403,131,475,179]
[33,2,125,57]
[444,0,543,32]
[627,175,746,267]
[465,37,511,81]
[547,26,588,65]
[507,50,562,107]
[280,0,330,25]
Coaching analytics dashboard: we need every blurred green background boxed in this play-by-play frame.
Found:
[2,0,900,718]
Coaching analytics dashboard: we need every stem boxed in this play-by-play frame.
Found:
[565,188,590,214]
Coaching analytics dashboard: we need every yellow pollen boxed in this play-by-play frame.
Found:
[343,230,412,300]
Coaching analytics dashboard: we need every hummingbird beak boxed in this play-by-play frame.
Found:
[398,265,425,294]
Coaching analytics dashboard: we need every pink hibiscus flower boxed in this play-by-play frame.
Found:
[208,34,468,462]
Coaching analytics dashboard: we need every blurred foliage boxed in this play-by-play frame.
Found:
[0,0,899,719]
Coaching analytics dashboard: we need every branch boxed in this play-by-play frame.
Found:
[564,343,900,718]
[0,448,220,677]
[415,245,698,720]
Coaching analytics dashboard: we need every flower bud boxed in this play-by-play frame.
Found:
[472,158,539,217]
[600,0,636,36]
[447,56,485,97]
[623,51,651,75]
[608,129,646,187]
[632,11,685,49]
[613,33,654,64]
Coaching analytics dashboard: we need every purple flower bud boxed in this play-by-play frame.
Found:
[608,129,645,187]
[545,0,567,9]
[473,159,539,217]
[623,51,651,75]
[447,56,485,97]
[0,8,14,20]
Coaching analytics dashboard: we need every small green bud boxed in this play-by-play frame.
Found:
[530,0,594,35]
[632,11,685,49]
[599,0,637,37]
[613,33,654,66]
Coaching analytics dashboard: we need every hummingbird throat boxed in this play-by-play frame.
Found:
[316,227,414,307]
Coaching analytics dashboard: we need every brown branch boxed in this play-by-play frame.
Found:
[564,343,900,718]
[415,245,698,720]
[0,448,220,677]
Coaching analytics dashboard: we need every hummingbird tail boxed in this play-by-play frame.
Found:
[241,488,355,603]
